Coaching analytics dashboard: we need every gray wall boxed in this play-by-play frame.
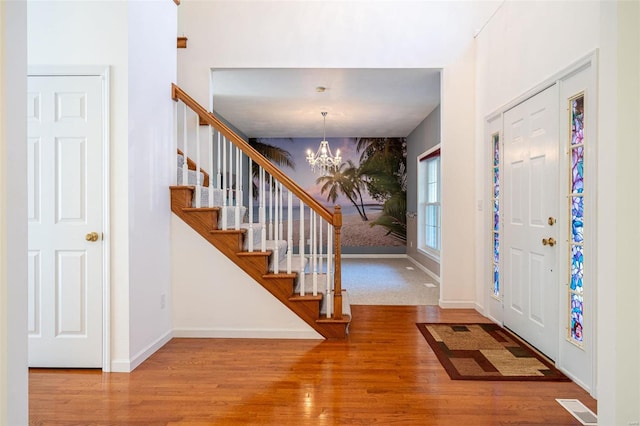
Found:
[406,104,441,277]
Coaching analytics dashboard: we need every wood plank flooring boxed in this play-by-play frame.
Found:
[29,305,597,425]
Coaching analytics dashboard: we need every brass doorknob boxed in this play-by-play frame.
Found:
[542,237,556,247]
[86,232,100,242]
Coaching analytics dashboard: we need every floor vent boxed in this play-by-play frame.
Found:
[556,399,597,425]
[424,283,437,288]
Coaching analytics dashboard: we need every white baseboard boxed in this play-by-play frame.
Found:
[173,327,323,340]
[110,359,132,373]
[110,329,173,373]
[341,253,407,259]
[406,255,440,284]
[485,313,502,326]
[438,300,477,309]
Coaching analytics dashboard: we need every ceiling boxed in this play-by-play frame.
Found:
[210,68,441,139]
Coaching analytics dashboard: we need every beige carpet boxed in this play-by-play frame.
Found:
[341,257,439,305]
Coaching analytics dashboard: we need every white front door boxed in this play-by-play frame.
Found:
[503,84,559,360]
[27,75,104,368]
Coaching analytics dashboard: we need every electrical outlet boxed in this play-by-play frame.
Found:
[160,293,166,309]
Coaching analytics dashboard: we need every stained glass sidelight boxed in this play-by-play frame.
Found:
[571,196,584,243]
[570,245,584,292]
[568,94,585,345]
[491,133,500,298]
[572,146,584,194]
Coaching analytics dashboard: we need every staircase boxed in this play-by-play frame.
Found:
[170,84,351,339]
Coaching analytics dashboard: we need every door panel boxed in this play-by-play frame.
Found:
[28,75,103,368]
[503,84,559,360]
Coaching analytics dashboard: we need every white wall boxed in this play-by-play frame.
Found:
[609,1,640,421]
[178,0,500,310]
[475,1,640,423]
[126,0,176,370]
[28,0,132,369]
[28,0,177,372]
[171,216,322,339]
[0,1,28,424]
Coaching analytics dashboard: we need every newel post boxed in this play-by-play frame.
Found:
[333,205,343,319]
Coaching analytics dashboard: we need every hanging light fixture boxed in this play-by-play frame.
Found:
[306,112,342,175]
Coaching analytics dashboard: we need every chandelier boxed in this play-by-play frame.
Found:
[306,112,342,174]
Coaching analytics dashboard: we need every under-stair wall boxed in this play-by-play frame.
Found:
[171,215,323,339]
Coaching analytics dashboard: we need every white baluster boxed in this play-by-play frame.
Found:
[287,191,292,274]
[248,158,254,252]
[312,210,318,297]
[279,183,284,241]
[319,216,323,277]
[228,138,233,227]
[181,104,188,186]
[194,112,201,208]
[273,180,279,274]
[216,131,221,191]
[173,100,178,185]
[299,199,305,296]
[221,135,227,230]
[235,147,240,230]
[326,221,333,318]
[208,125,213,207]
[260,168,266,252]
[269,175,274,240]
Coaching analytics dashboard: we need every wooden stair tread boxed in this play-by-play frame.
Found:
[237,250,272,258]
[316,314,351,324]
[182,207,220,213]
[289,294,323,302]
[210,229,246,235]
[263,273,297,280]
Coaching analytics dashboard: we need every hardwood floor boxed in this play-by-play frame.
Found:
[29,305,596,425]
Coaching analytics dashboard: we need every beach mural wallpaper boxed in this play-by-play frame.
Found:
[249,137,407,252]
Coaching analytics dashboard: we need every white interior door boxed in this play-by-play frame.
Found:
[27,75,104,368]
[503,84,559,360]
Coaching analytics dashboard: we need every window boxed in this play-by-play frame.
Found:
[491,133,500,298]
[568,94,585,346]
[418,146,441,257]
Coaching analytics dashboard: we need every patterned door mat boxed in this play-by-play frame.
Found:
[416,323,571,381]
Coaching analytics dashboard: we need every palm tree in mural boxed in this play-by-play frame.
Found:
[248,138,295,198]
[355,137,406,202]
[316,160,369,221]
[355,137,407,241]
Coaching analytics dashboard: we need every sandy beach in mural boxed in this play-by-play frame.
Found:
[289,211,404,247]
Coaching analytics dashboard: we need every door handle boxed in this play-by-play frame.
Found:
[86,232,100,242]
[542,237,556,247]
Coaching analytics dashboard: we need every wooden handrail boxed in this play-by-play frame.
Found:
[171,83,335,225]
